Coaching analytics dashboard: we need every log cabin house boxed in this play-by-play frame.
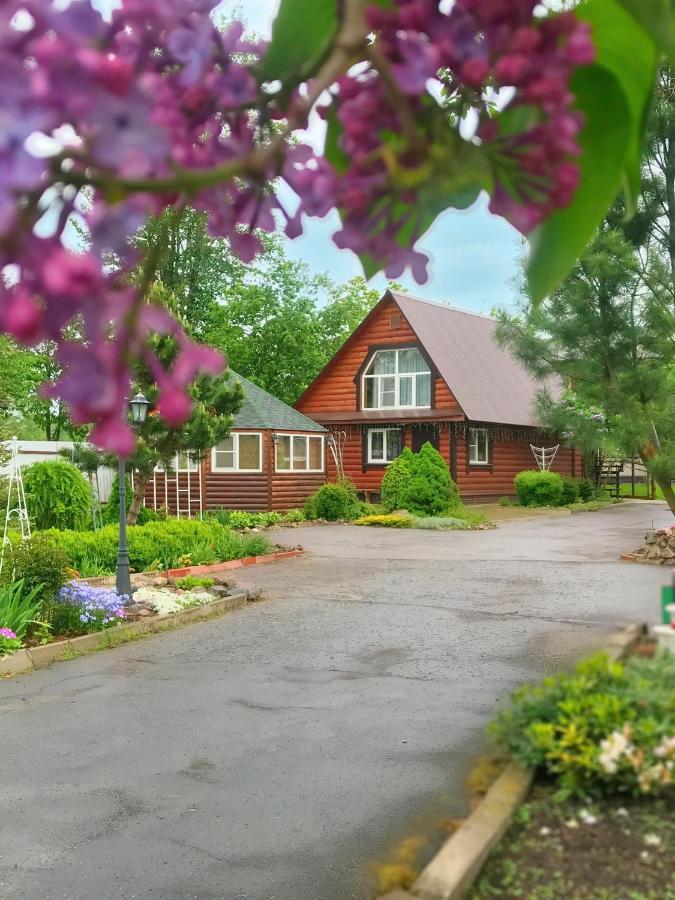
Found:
[144,373,326,515]
[295,290,577,502]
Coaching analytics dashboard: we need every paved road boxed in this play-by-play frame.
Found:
[0,503,671,900]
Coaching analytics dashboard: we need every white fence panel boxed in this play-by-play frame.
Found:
[0,440,116,502]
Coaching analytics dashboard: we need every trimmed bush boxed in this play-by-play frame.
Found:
[23,460,93,531]
[305,480,361,521]
[560,476,579,505]
[514,469,564,507]
[578,478,595,502]
[380,447,415,512]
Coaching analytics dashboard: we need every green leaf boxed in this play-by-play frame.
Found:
[577,0,657,213]
[613,0,672,54]
[323,105,350,176]
[526,65,631,302]
[258,0,339,86]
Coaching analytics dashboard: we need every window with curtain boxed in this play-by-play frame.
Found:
[363,347,431,409]
[275,434,324,472]
[468,428,489,464]
[211,433,262,472]
[367,428,403,464]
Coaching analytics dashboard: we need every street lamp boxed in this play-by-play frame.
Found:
[116,392,150,598]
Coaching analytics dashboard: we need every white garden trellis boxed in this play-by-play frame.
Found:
[0,437,30,575]
[530,443,560,471]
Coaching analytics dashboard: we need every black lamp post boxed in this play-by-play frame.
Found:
[116,392,150,598]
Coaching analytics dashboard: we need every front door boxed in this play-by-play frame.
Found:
[412,424,439,453]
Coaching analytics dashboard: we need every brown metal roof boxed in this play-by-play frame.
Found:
[390,292,558,427]
[309,408,465,425]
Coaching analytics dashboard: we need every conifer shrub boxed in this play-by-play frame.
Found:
[380,447,415,512]
[560,476,579,505]
[577,478,595,502]
[23,460,93,531]
[514,469,564,507]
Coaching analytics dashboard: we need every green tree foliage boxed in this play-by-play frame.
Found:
[497,68,675,517]
[3,534,69,604]
[23,460,93,531]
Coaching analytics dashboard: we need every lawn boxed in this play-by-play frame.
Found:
[618,482,666,500]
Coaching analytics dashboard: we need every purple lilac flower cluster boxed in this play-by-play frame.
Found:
[0,627,18,639]
[331,0,594,278]
[0,0,593,452]
[59,581,128,629]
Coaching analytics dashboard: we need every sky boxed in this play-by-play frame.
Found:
[90,0,524,314]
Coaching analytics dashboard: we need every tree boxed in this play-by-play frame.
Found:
[203,237,380,405]
[496,73,675,515]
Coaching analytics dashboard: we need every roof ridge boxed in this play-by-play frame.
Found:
[390,290,496,321]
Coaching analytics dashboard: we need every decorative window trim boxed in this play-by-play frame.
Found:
[366,427,403,465]
[361,347,432,411]
[274,433,325,474]
[467,427,491,468]
[211,432,263,473]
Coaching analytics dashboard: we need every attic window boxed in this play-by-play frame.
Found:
[389,312,402,329]
[363,347,431,409]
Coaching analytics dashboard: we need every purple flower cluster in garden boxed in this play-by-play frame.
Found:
[0,0,594,452]
[0,627,18,639]
[59,581,128,628]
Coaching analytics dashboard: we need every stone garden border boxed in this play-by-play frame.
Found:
[380,623,645,900]
[0,590,250,677]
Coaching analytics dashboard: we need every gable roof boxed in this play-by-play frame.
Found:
[230,372,326,432]
[388,292,556,427]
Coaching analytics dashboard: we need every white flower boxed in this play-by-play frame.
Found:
[643,834,661,847]
[565,819,579,829]
[640,850,650,862]
[616,807,629,817]
[598,729,633,773]
[654,736,675,759]
[579,809,598,826]
[539,826,551,836]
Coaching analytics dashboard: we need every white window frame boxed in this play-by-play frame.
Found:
[468,427,490,465]
[367,428,403,465]
[154,452,199,473]
[275,434,325,473]
[362,347,431,411]
[211,432,263,473]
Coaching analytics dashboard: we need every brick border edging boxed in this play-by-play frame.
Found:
[387,623,645,900]
[0,591,249,677]
[165,548,305,577]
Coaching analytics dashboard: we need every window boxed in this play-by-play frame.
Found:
[367,428,403,464]
[155,452,199,473]
[468,427,489,465]
[363,347,431,409]
[211,433,262,472]
[275,434,324,473]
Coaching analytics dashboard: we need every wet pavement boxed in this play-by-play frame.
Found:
[0,502,671,900]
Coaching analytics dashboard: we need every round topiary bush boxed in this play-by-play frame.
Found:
[380,447,415,512]
[23,460,93,531]
[514,469,564,507]
[305,480,361,521]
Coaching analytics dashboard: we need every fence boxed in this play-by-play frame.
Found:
[0,440,115,502]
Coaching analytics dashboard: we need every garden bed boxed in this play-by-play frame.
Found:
[467,782,675,899]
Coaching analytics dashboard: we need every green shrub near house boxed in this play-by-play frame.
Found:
[560,476,579,505]
[304,480,361,521]
[514,470,565,507]
[381,442,460,516]
[23,460,93,531]
[380,447,415,512]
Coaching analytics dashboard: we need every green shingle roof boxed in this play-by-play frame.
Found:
[230,372,326,433]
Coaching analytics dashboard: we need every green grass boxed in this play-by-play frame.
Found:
[617,483,666,500]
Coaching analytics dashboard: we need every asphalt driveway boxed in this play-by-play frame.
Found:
[0,502,671,900]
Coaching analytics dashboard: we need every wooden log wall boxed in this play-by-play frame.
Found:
[143,429,327,514]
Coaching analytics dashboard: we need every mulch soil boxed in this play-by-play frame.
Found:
[468,781,675,900]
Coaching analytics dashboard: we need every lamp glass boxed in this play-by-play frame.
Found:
[129,392,149,424]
